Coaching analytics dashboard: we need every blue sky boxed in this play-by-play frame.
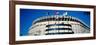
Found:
[20,8,90,36]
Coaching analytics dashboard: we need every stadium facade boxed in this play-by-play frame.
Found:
[28,13,90,36]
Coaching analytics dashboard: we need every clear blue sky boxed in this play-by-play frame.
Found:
[20,8,90,36]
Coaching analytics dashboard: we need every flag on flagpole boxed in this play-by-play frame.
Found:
[55,11,59,15]
[63,12,68,16]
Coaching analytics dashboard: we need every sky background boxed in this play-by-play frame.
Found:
[20,8,90,36]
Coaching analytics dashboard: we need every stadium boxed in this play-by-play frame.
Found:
[28,12,90,36]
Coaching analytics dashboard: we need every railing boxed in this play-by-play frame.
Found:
[31,15,90,29]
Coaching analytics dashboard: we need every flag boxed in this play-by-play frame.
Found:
[55,11,59,15]
[63,12,68,16]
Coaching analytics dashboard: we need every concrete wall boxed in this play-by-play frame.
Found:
[29,20,90,35]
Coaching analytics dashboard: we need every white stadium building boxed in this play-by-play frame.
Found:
[28,12,90,36]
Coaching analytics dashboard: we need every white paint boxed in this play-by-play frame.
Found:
[16,5,93,11]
